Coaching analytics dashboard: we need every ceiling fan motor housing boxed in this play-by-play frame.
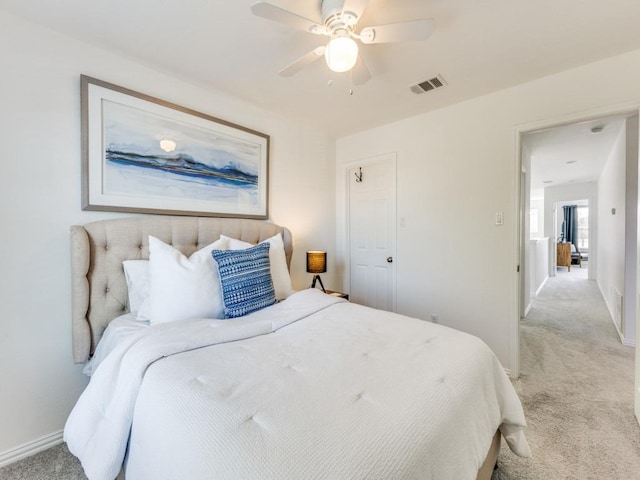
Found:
[322,0,358,35]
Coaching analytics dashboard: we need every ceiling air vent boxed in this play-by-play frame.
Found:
[409,74,447,95]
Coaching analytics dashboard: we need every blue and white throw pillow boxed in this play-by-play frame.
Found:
[211,242,276,318]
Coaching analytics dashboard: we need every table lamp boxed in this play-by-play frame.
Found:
[306,250,327,293]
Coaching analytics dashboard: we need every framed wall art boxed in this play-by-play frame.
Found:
[81,75,269,219]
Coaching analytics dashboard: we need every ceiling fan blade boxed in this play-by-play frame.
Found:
[351,56,371,85]
[278,47,326,77]
[251,2,328,35]
[342,0,369,19]
[359,18,435,44]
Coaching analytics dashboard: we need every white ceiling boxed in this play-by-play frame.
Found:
[3,0,640,137]
[525,115,628,200]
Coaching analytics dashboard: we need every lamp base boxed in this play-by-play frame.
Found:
[310,274,326,293]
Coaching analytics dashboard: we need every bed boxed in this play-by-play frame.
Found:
[64,215,529,480]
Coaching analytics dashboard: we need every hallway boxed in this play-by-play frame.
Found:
[493,268,640,479]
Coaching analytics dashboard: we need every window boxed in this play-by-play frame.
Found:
[577,206,589,250]
[530,209,539,235]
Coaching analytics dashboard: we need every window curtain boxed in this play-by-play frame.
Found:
[562,205,578,249]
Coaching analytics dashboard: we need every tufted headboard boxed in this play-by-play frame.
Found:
[70,215,293,363]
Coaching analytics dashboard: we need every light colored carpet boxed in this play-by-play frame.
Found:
[0,442,85,480]
[2,266,639,479]
[492,266,640,480]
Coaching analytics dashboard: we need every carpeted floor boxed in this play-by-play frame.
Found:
[492,266,640,479]
[0,442,85,480]
[2,266,639,479]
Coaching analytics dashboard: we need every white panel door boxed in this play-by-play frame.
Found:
[348,156,396,311]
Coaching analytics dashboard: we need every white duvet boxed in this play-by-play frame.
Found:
[65,289,529,480]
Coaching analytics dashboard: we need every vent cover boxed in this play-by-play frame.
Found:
[410,74,447,95]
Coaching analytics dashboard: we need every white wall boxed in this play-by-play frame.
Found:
[530,198,545,240]
[0,12,336,460]
[624,115,639,346]
[529,238,550,293]
[336,47,640,374]
[521,144,532,318]
[597,124,627,336]
[525,194,544,316]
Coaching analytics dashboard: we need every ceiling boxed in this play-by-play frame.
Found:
[3,0,640,137]
[525,115,629,200]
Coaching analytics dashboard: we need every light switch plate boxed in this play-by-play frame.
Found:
[495,212,504,226]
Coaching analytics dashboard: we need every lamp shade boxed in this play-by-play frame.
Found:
[324,36,358,73]
[306,251,327,274]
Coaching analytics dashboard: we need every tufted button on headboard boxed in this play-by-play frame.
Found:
[70,215,293,363]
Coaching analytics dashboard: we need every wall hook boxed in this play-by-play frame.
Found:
[355,167,363,183]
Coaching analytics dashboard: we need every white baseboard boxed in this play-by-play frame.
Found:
[523,302,532,317]
[535,275,548,296]
[595,282,636,347]
[0,430,63,468]
[597,281,624,341]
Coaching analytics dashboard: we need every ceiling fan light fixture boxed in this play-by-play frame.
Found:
[324,36,359,73]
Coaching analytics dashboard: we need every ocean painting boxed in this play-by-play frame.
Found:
[102,99,262,208]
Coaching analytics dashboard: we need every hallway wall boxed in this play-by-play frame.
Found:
[623,115,638,346]
[598,122,628,341]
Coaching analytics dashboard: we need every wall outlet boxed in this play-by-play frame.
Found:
[430,314,439,323]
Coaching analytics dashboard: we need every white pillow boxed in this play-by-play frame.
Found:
[123,260,149,316]
[148,235,227,324]
[221,233,294,300]
[137,297,151,321]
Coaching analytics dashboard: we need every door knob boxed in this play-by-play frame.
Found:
[386,257,393,263]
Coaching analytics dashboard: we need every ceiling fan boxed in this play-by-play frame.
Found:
[251,0,435,85]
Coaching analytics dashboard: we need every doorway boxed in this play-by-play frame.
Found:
[553,200,590,274]
[517,111,639,365]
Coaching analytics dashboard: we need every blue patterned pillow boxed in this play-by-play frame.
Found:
[211,243,276,318]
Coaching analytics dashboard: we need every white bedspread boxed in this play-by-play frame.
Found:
[64,289,529,480]
[81,313,149,377]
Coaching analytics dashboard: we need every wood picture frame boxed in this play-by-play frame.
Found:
[81,75,269,219]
